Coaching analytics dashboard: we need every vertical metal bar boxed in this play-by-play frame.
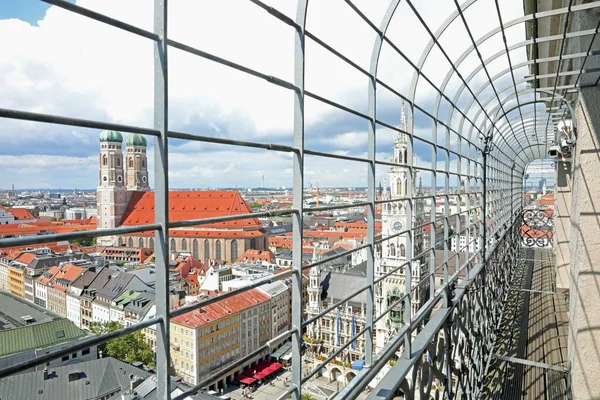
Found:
[403,103,414,358]
[292,2,308,399]
[153,0,170,398]
[482,151,488,262]
[365,38,376,370]
[443,130,450,308]
[430,119,437,300]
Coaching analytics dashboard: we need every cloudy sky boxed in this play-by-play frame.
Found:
[0,0,540,190]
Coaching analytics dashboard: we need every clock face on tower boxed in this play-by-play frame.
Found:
[392,220,404,233]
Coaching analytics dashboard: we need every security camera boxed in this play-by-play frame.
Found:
[548,145,561,157]
[559,137,571,154]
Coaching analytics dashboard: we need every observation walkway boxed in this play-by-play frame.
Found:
[484,248,569,399]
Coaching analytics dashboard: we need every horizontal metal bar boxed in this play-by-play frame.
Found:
[304,148,370,164]
[373,245,434,286]
[172,329,295,400]
[0,316,161,379]
[303,284,370,327]
[301,243,370,272]
[166,38,297,92]
[274,384,298,400]
[304,201,370,213]
[492,354,568,373]
[305,30,372,79]
[0,223,162,248]
[169,209,298,229]
[0,108,160,136]
[168,129,297,153]
[305,90,370,120]
[375,292,409,325]
[248,0,300,30]
[169,268,294,318]
[41,0,160,41]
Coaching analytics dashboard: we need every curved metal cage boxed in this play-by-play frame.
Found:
[0,0,593,399]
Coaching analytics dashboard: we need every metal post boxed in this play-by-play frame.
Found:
[153,0,170,398]
[292,2,308,400]
[365,23,376,371]
[404,103,414,358]
[482,149,488,263]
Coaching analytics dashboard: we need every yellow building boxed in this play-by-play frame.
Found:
[6,252,36,298]
[7,265,25,298]
[170,289,271,386]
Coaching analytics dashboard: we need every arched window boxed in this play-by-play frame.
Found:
[118,237,124,246]
[149,238,154,250]
[215,240,222,260]
[398,151,403,163]
[129,158,134,168]
[389,243,396,257]
[399,244,406,257]
[170,238,176,252]
[396,179,403,196]
[139,238,144,248]
[181,239,187,251]
[128,238,133,247]
[192,239,199,259]
[404,150,408,164]
[231,240,238,261]
[204,239,210,260]
[376,244,382,258]
[142,159,146,168]
[102,155,107,166]
[117,157,121,167]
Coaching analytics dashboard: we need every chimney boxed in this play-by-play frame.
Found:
[130,374,143,392]
[43,366,49,381]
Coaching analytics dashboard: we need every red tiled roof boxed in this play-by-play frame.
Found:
[0,223,95,236]
[14,252,36,266]
[36,266,61,285]
[120,191,262,229]
[50,264,84,291]
[237,249,274,263]
[6,208,37,220]
[171,288,270,327]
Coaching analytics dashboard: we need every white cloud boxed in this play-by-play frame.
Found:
[0,0,527,189]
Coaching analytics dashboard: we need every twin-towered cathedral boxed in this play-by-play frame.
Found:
[95,131,268,258]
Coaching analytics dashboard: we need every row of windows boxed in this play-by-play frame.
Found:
[119,237,242,261]
[101,154,146,168]
[170,238,237,261]
[388,243,406,257]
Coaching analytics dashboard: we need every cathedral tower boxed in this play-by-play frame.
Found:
[125,133,149,191]
[97,130,128,246]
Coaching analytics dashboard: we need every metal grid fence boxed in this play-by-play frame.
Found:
[0,0,595,399]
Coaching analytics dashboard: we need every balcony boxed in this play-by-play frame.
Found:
[0,0,598,400]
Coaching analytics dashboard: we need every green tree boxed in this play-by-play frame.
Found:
[301,394,316,400]
[70,230,96,247]
[90,321,155,366]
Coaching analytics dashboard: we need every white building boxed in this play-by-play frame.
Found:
[257,280,290,339]
[0,208,15,225]
[240,299,271,358]
[0,259,9,292]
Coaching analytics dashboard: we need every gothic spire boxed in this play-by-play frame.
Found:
[400,100,407,133]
